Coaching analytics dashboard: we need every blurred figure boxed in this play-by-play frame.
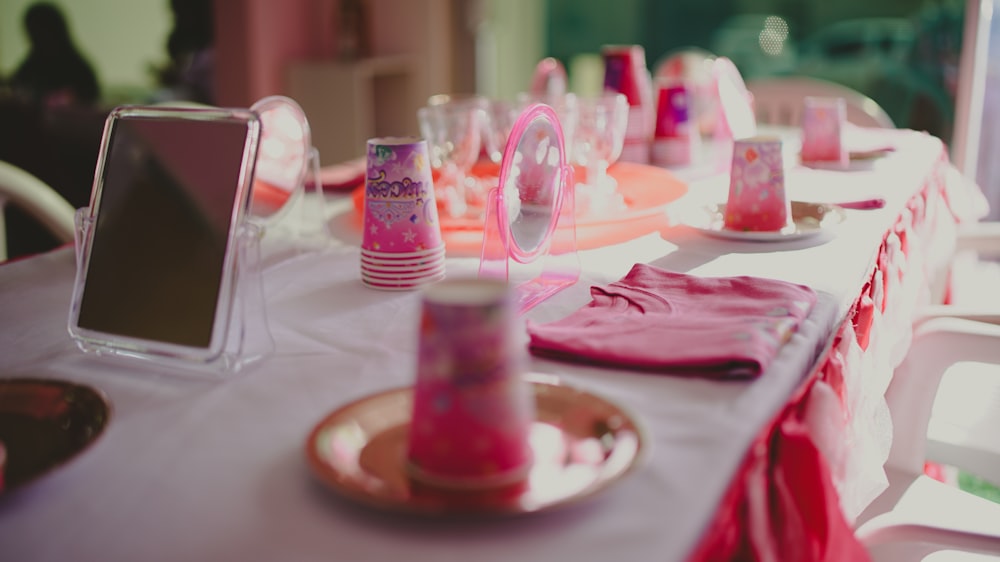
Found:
[9,2,100,108]
[151,0,215,105]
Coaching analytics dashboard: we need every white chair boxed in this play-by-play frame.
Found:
[909,306,1000,489]
[0,160,77,262]
[855,316,1000,559]
[745,76,895,128]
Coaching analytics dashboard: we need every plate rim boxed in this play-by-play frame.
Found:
[0,377,112,495]
[690,200,847,242]
[304,375,646,516]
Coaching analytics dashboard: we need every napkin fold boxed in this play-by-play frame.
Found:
[527,264,817,378]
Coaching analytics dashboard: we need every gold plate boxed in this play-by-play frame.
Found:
[0,378,111,494]
[692,200,847,242]
[305,375,645,516]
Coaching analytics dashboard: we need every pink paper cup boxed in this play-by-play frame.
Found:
[800,96,847,166]
[360,245,446,261]
[725,136,790,232]
[362,272,447,291]
[361,263,446,281]
[406,278,535,490]
[363,137,443,253]
[360,258,445,272]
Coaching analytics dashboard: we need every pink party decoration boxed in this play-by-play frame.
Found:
[800,97,848,166]
[651,77,698,167]
[529,57,568,97]
[724,136,789,232]
[407,278,535,489]
[363,137,443,253]
[603,44,654,164]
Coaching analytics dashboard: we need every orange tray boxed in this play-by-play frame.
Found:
[351,161,688,255]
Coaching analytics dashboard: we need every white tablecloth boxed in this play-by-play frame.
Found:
[0,128,954,562]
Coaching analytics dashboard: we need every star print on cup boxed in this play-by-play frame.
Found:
[724,136,790,232]
[361,137,446,291]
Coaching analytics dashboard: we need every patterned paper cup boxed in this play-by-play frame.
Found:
[800,96,847,166]
[361,256,445,269]
[407,278,535,490]
[361,261,446,280]
[724,136,790,232]
[360,245,446,261]
[360,241,446,290]
[362,274,447,292]
[363,137,443,254]
[361,258,445,277]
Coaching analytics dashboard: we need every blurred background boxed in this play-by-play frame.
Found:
[0,0,996,254]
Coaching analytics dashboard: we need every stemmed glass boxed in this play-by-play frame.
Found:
[482,99,519,165]
[516,92,579,162]
[418,98,486,218]
[572,92,628,194]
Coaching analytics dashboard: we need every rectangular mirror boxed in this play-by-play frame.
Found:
[69,105,261,364]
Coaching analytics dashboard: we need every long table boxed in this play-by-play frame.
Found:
[0,127,969,561]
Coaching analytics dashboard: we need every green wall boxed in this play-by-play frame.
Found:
[1,0,172,102]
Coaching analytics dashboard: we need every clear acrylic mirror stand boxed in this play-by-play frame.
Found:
[249,95,330,261]
[71,208,275,376]
[250,147,329,262]
[479,104,581,314]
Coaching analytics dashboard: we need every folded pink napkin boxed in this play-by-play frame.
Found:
[527,264,817,378]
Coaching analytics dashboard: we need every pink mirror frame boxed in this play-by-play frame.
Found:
[478,103,580,314]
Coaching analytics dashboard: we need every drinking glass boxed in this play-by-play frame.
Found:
[418,99,485,218]
[572,92,628,193]
[516,92,579,162]
[482,99,519,165]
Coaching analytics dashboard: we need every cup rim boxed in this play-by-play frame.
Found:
[361,268,446,282]
[362,271,446,289]
[361,260,446,274]
[361,245,446,259]
[367,136,425,147]
[361,258,446,270]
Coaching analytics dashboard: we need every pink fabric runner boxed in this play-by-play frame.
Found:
[527,263,817,378]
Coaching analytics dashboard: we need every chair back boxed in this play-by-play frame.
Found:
[0,160,77,262]
[746,76,894,128]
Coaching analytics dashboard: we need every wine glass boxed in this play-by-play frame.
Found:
[418,98,485,218]
[482,99,519,165]
[573,92,628,194]
[516,92,579,160]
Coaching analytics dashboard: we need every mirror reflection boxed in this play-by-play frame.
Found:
[249,96,311,220]
[503,113,562,257]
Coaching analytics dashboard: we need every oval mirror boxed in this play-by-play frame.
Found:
[713,57,757,140]
[498,104,566,263]
[248,95,312,221]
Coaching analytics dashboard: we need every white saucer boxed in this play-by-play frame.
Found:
[689,201,847,242]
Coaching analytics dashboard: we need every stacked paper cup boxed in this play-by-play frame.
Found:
[361,137,446,290]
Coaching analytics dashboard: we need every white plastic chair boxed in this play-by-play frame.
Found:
[910,306,1000,489]
[745,76,895,128]
[0,160,77,262]
[854,316,1000,559]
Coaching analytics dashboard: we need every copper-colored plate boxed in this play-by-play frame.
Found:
[0,378,111,494]
[692,201,846,242]
[305,375,645,516]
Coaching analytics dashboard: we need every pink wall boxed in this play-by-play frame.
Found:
[215,0,336,107]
